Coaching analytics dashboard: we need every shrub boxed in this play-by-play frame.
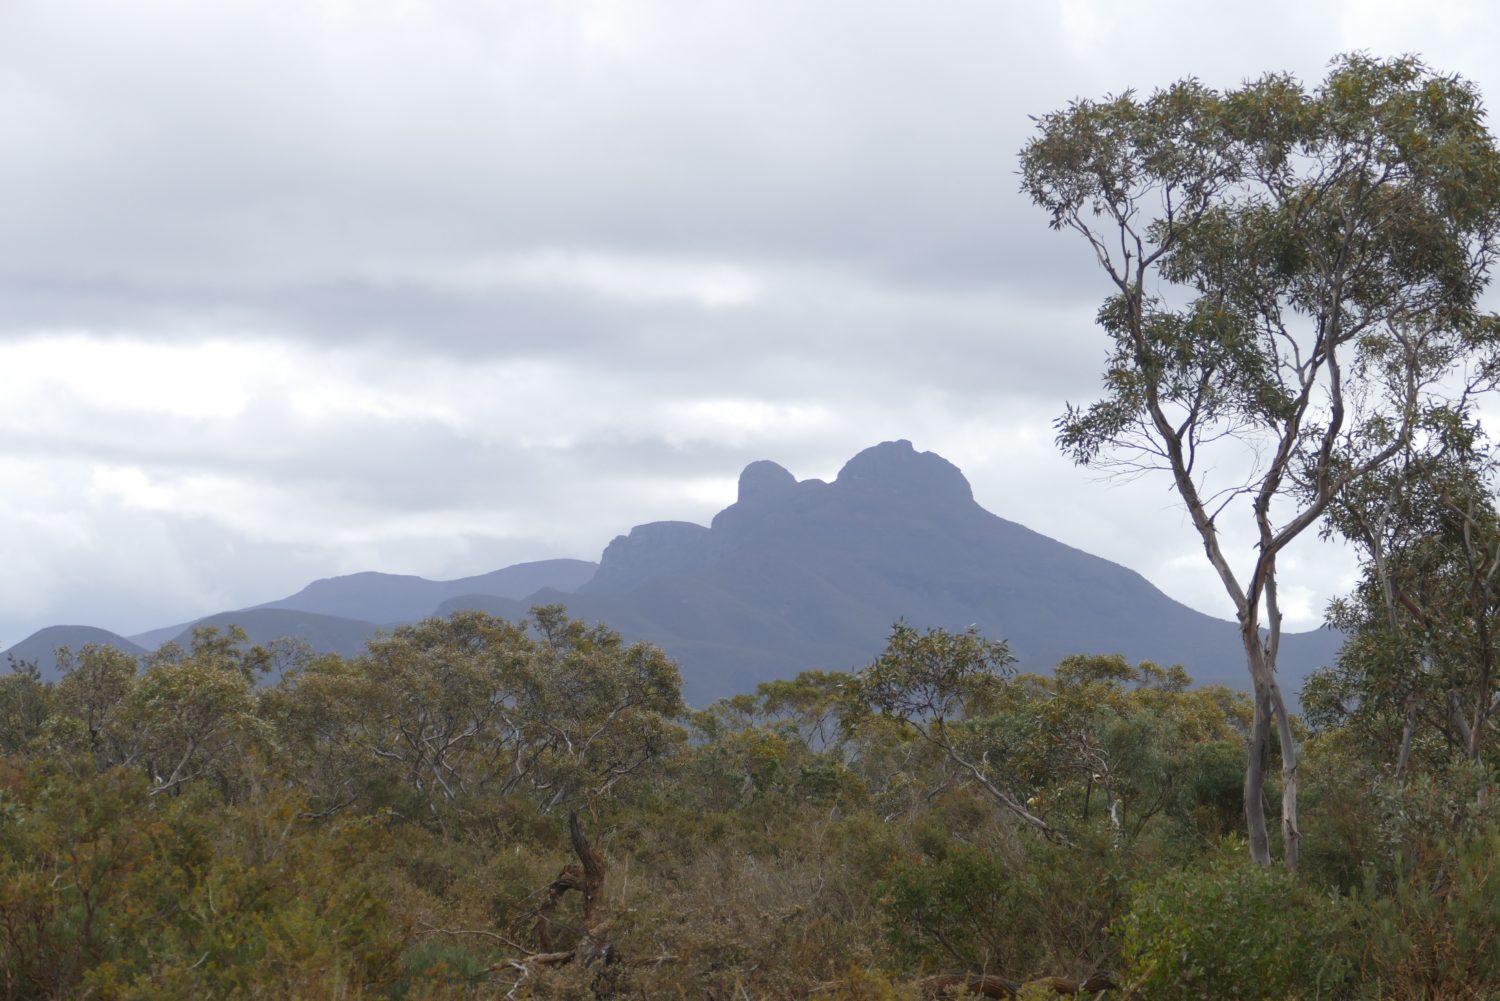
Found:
[1120,852,1352,1001]
[881,844,1028,973]
[1351,824,1500,1000]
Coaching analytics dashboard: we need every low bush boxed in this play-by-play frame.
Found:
[1120,849,1352,1001]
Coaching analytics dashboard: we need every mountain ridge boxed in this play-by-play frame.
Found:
[453,440,1342,703]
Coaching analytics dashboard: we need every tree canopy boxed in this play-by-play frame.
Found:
[1021,53,1500,867]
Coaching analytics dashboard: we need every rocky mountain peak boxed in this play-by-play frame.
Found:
[737,459,798,503]
[833,439,974,505]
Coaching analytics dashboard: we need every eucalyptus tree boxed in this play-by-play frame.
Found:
[1310,422,1500,777]
[274,607,684,823]
[843,623,1062,838]
[45,644,139,771]
[1021,54,1500,867]
[0,659,49,756]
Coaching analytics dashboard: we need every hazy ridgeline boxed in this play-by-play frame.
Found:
[1,441,1345,706]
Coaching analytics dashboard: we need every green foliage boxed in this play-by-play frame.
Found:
[1029,54,1500,479]
[1121,853,1353,1000]
[4,596,1500,998]
[881,826,1130,981]
[852,622,1013,713]
[1314,425,1500,776]
[0,766,406,1000]
[1169,739,1250,845]
[1025,51,1500,866]
[394,942,494,997]
[1352,825,1500,998]
[266,606,686,827]
[882,843,1025,972]
[0,660,50,755]
[43,644,137,768]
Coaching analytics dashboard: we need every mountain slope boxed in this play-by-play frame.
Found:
[3,626,146,679]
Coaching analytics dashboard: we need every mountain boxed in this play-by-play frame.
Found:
[3,614,380,684]
[255,558,597,624]
[443,441,1343,704]
[3,625,146,679]
[17,442,1345,705]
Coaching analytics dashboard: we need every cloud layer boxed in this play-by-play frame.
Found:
[4,0,1496,644]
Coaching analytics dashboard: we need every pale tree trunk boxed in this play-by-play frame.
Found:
[1395,696,1417,781]
[1243,677,1273,866]
[1271,687,1301,872]
[1107,795,1123,849]
[1240,620,1300,869]
[1263,573,1301,871]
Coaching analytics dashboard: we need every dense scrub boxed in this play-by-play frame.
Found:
[0,608,1497,999]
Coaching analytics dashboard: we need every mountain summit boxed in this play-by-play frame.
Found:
[833,439,973,504]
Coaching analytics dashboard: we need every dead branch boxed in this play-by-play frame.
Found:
[534,863,584,951]
[516,810,619,973]
[570,809,607,926]
[417,918,530,953]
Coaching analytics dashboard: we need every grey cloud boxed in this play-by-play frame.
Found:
[0,0,1487,649]
[0,2,1347,296]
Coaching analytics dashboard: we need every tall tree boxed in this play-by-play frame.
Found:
[1020,54,1500,867]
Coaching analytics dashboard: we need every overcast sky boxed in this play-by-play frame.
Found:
[3,0,1499,645]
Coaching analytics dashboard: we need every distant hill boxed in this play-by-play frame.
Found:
[255,558,597,624]
[121,558,599,651]
[444,441,1343,704]
[127,620,197,651]
[3,614,383,684]
[3,625,146,680]
[165,608,382,661]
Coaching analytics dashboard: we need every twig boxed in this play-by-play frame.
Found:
[417,918,531,954]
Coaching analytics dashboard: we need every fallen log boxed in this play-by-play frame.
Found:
[918,972,1118,998]
[918,974,1020,998]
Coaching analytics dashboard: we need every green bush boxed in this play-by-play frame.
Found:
[1351,824,1500,999]
[1120,852,1352,1001]
[881,843,1032,973]
[879,817,1129,979]
[393,941,493,997]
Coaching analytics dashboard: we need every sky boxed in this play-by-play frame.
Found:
[3,0,1499,646]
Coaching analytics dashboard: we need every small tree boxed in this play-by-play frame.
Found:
[1311,420,1500,777]
[844,622,1060,838]
[1021,55,1500,867]
[274,607,684,823]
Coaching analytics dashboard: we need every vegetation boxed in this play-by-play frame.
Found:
[0,603,1495,999]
